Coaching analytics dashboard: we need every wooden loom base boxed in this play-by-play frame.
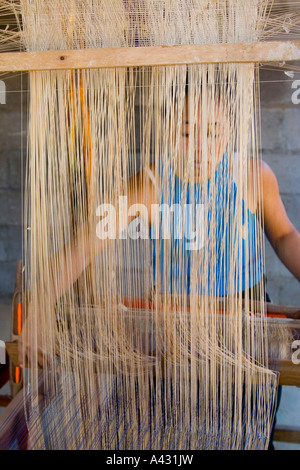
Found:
[1,354,299,449]
[4,295,300,387]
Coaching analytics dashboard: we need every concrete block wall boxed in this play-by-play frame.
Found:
[0,69,299,306]
[0,73,27,302]
[260,67,300,306]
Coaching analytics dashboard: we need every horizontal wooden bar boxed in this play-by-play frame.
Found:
[274,425,300,444]
[6,339,300,387]
[266,303,300,320]
[277,360,300,387]
[0,41,299,72]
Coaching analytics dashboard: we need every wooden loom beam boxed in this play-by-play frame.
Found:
[0,40,299,72]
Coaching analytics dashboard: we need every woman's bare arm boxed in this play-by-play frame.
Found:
[261,161,300,282]
[18,166,157,365]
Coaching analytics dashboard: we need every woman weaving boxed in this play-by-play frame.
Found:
[15,71,300,451]
[9,0,300,451]
[18,78,300,366]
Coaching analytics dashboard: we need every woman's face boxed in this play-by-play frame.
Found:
[176,96,229,182]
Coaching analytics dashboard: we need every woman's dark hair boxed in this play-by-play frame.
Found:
[170,67,232,104]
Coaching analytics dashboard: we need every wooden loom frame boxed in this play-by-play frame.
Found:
[0,41,299,71]
[0,39,300,447]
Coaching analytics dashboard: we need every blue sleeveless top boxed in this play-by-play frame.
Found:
[149,153,264,296]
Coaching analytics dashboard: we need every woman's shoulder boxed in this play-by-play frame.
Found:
[248,158,278,188]
[247,158,282,212]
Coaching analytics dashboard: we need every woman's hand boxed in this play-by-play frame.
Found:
[18,300,55,369]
